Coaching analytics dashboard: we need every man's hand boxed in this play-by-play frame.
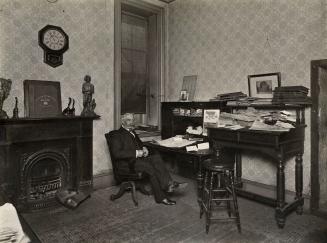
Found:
[136,150,144,158]
[142,147,149,157]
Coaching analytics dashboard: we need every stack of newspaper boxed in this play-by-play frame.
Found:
[0,203,29,243]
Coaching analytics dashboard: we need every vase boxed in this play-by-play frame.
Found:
[0,78,12,119]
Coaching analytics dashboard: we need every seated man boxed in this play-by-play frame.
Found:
[109,113,187,206]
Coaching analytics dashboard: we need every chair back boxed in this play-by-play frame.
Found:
[105,130,142,184]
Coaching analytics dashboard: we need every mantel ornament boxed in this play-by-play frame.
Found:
[0,78,12,119]
[81,75,97,117]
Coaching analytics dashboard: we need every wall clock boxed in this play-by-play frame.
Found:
[38,25,69,68]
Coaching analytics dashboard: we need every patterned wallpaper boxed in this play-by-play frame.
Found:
[0,0,115,175]
[1,0,326,194]
[167,0,327,194]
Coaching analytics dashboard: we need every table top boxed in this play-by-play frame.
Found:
[145,141,212,158]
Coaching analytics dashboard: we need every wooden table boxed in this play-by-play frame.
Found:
[145,142,212,202]
[207,126,306,228]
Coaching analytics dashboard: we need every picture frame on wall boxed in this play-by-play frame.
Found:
[248,72,281,98]
[24,80,62,118]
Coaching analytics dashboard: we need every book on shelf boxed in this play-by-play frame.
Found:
[274,86,309,93]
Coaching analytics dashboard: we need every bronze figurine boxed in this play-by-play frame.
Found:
[12,97,19,119]
[81,75,96,116]
[63,97,76,116]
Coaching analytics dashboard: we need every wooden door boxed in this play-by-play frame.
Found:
[311,59,327,213]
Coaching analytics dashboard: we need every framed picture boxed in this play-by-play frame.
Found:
[179,90,189,101]
[248,72,281,98]
[24,80,62,118]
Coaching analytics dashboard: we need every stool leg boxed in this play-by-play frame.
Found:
[230,172,241,233]
[224,172,232,218]
[206,171,214,234]
[200,171,209,219]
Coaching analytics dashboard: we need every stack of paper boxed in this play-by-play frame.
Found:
[154,136,196,148]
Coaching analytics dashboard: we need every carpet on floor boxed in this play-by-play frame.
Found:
[21,187,265,243]
[21,186,327,243]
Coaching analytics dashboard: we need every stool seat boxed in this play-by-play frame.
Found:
[200,158,241,234]
[203,158,234,171]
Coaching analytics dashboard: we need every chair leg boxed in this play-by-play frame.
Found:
[110,182,131,201]
[137,183,152,195]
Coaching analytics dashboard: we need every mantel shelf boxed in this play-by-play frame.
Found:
[0,115,100,124]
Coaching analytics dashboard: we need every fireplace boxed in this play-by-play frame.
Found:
[0,116,98,212]
[21,148,71,210]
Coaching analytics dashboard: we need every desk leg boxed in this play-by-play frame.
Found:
[276,158,286,228]
[295,153,304,215]
[197,157,203,206]
[235,151,242,187]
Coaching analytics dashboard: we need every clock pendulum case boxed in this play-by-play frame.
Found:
[38,25,69,68]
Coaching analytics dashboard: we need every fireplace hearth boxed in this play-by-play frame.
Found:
[0,116,98,212]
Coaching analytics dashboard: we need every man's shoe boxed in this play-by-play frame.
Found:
[161,198,176,205]
[167,181,188,193]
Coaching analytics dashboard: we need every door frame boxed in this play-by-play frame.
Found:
[310,59,327,213]
[114,0,167,129]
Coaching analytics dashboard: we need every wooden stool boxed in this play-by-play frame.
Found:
[200,158,241,233]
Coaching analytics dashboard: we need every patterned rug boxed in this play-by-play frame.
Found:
[21,186,327,243]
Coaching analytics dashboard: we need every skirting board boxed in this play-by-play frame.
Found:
[242,178,310,211]
[93,170,115,190]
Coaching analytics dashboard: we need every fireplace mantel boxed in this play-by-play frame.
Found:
[0,115,99,211]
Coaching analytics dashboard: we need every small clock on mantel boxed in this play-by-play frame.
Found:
[38,24,69,68]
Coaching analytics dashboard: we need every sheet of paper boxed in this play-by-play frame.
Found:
[197,142,209,150]
[186,145,198,152]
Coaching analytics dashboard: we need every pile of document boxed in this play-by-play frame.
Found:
[0,203,29,243]
[153,136,196,148]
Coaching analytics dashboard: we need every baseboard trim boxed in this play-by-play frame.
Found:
[93,170,115,190]
[241,179,310,211]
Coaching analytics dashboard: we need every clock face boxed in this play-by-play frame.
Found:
[43,29,66,51]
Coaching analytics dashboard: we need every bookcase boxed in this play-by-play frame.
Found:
[161,101,228,139]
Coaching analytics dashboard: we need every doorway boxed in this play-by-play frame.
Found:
[114,0,165,129]
[311,59,327,216]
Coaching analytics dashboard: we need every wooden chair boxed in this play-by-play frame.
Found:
[105,131,151,206]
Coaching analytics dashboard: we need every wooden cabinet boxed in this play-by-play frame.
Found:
[161,101,228,139]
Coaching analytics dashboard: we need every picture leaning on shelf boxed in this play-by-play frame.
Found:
[202,109,220,136]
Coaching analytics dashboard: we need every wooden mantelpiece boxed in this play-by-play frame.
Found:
[0,115,99,211]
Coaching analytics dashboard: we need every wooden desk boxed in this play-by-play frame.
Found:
[207,126,305,228]
[145,142,212,200]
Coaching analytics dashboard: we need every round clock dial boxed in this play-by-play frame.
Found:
[43,29,66,51]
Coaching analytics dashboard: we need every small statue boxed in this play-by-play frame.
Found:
[12,97,19,119]
[68,98,75,116]
[62,97,72,116]
[81,75,96,116]
[62,97,76,116]
[0,78,12,119]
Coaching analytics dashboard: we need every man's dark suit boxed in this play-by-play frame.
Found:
[109,127,172,203]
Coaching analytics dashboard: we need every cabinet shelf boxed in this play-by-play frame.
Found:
[161,101,228,139]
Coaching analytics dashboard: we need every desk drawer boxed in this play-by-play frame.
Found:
[239,132,277,146]
[208,129,238,142]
